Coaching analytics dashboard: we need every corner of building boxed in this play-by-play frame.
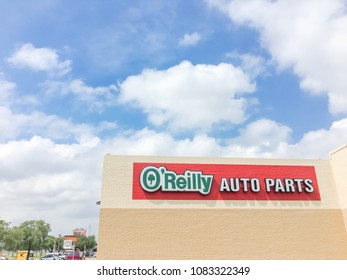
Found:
[330,144,347,232]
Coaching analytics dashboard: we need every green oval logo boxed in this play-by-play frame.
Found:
[140,166,161,192]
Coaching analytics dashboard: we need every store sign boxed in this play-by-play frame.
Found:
[63,240,73,250]
[132,163,321,200]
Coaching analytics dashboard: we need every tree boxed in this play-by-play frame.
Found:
[17,220,51,258]
[34,220,51,250]
[75,235,97,252]
[0,219,9,239]
[55,235,64,252]
[2,226,23,255]
[43,235,56,252]
[1,219,54,257]
[0,219,10,251]
[43,235,63,252]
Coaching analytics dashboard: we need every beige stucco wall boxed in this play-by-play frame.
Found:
[330,145,347,231]
[98,151,347,259]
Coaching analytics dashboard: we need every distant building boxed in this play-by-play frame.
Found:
[73,228,86,236]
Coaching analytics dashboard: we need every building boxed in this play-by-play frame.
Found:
[97,145,347,259]
[73,228,87,237]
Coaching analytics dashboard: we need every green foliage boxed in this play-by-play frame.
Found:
[17,220,51,251]
[43,236,56,252]
[2,226,24,252]
[75,235,97,251]
[0,218,10,250]
[0,218,52,253]
[0,219,9,239]
[0,218,96,256]
[43,235,64,252]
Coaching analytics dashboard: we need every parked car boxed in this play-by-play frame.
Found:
[38,254,62,260]
[58,253,66,260]
[66,251,82,260]
[85,250,95,257]
[0,256,8,260]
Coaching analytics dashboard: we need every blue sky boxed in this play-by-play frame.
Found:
[1,0,347,237]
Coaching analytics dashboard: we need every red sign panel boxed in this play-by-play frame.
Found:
[132,163,321,201]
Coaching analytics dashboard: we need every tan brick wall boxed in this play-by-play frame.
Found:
[98,208,347,259]
[330,145,347,231]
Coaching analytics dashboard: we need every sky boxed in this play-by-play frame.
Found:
[1,0,347,238]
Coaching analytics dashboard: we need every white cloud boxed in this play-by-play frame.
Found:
[7,43,72,76]
[119,61,256,132]
[0,75,16,106]
[226,51,268,78]
[223,118,347,159]
[105,118,346,160]
[0,135,102,236]
[228,118,292,153]
[179,32,202,46]
[285,118,347,159]
[0,107,116,235]
[0,75,42,108]
[43,79,117,112]
[0,106,92,142]
[103,128,223,156]
[207,0,347,114]
[0,106,117,143]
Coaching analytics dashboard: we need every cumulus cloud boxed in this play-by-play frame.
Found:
[0,75,42,108]
[286,118,347,159]
[229,118,292,151]
[179,32,202,46]
[43,79,117,112]
[7,43,72,76]
[103,128,223,156]
[119,61,256,132]
[0,106,88,142]
[0,135,102,236]
[103,118,346,160]
[0,75,16,106]
[0,106,117,142]
[223,118,347,159]
[207,0,347,114]
[226,51,268,78]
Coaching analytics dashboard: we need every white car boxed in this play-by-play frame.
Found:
[38,253,62,260]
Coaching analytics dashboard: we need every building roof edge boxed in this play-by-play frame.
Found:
[329,144,347,157]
